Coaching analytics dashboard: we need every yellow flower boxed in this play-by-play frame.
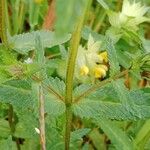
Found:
[75,35,109,82]
[99,51,108,63]
[80,65,89,76]
[34,0,44,4]
[99,64,108,71]
[94,65,108,78]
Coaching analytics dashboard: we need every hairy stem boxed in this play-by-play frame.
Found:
[65,1,91,149]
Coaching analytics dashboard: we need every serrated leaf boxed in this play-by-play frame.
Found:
[106,27,122,43]
[116,48,131,69]
[105,37,120,76]
[94,118,133,150]
[45,94,65,116]
[73,98,147,120]
[0,80,33,110]
[43,77,66,116]
[59,45,68,59]
[73,82,150,120]
[45,117,65,149]
[8,30,71,54]
[0,80,38,139]
[73,84,93,98]
[112,80,130,104]
[82,26,104,41]
[43,77,66,96]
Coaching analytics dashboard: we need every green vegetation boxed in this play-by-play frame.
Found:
[0,0,150,149]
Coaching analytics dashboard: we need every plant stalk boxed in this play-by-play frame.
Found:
[0,0,7,44]
[8,105,21,150]
[39,84,46,150]
[34,35,46,150]
[65,1,92,149]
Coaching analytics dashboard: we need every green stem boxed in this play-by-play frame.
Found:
[12,0,20,34]
[34,35,46,150]
[0,0,7,44]
[18,1,26,33]
[94,10,106,32]
[65,1,92,149]
[29,1,40,30]
[39,84,46,150]
[5,1,11,35]
[8,105,21,150]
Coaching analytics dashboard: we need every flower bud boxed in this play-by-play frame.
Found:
[94,67,106,78]
[80,65,89,76]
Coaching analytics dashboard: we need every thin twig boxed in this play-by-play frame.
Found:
[32,75,64,101]
[39,84,46,150]
[74,70,128,103]
[46,53,61,59]
[34,35,46,150]
[42,83,64,101]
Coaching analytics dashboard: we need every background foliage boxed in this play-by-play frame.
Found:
[0,0,150,149]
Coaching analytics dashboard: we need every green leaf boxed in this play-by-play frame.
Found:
[82,26,104,41]
[0,136,17,150]
[89,129,106,150]
[106,27,122,43]
[8,30,71,54]
[59,45,68,59]
[0,119,11,138]
[45,94,65,116]
[45,119,64,150]
[71,128,91,142]
[142,38,150,53]
[0,80,33,110]
[43,77,66,116]
[112,80,130,104]
[0,80,38,139]
[14,111,38,138]
[43,77,66,96]
[94,118,133,150]
[21,139,40,150]
[134,119,150,149]
[73,82,150,120]
[116,48,132,69]
[96,0,109,9]
[73,98,150,120]
[55,0,88,35]
[0,45,17,65]
[105,37,120,76]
